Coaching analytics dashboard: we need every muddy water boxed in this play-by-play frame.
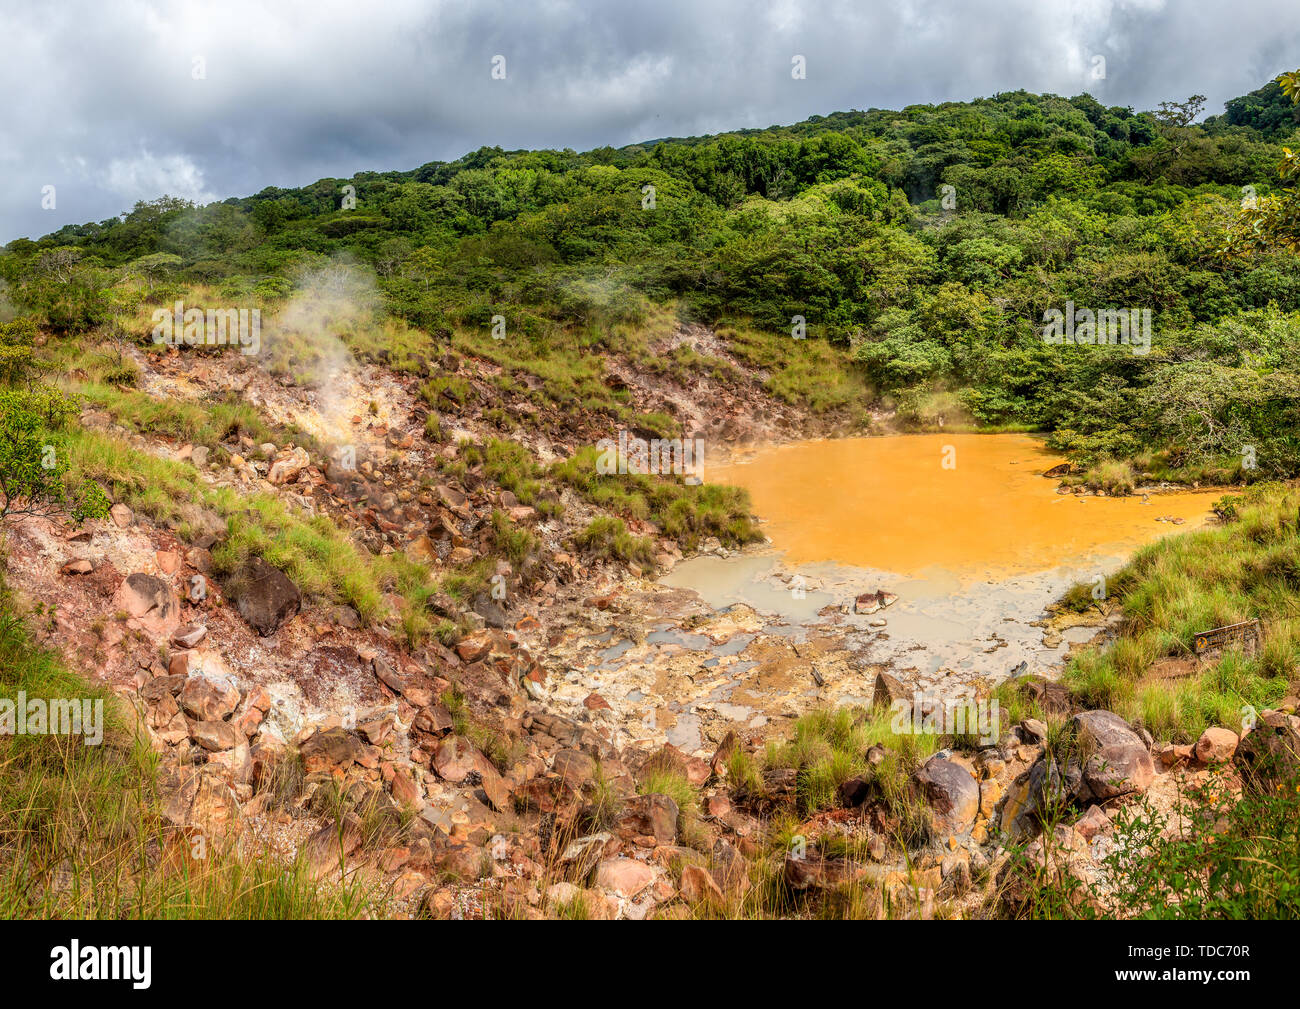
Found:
[705,433,1222,581]
[656,434,1226,700]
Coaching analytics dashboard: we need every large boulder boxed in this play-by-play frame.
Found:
[1072,710,1154,800]
[1235,711,1300,793]
[430,736,484,784]
[1013,675,1074,717]
[912,756,980,836]
[158,767,240,841]
[226,556,301,636]
[303,813,363,880]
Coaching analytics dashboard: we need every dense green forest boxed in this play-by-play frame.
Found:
[4,72,1300,485]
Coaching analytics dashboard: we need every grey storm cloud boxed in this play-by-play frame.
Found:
[2,0,1298,244]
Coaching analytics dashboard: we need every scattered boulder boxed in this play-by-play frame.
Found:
[855,589,897,614]
[783,851,873,893]
[455,630,493,663]
[158,767,240,840]
[303,814,363,880]
[226,557,301,636]
[299,727,365,775]
[170,623,207,649]
[267,446,310,485]
[190,719,241,752]
[1194,726,1239,765]
[559,832,613,882]
[1014,675,1074,716]
[1000,757,1076,839]
[912,756,980,836]
[552,748,597,788]
[1072,710,1154,800]
[837,775,872,807]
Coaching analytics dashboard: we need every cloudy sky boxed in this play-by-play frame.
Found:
[2,0,1297,244]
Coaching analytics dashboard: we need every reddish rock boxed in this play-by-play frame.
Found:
[455,631,493,663]
[171,623,207,648]
[705,794,731,818]
[233,707,263,738]
[612,793,679,846]
[709,731,738,773]
[1235,710,1300,793]
[552,748,597,787]
[299,727,364,775]
[114,572,180,637]
[1157,743,1194,767]
[594,857,654,898]
[1073,710,1155,799]
[356,710,395,746]
[226,556,301,636]
[872,671,910,710]
[304,814,363,880]
[413,704,454,735]
[912,757,980,836]
[179,674,240,722]
[431,736,483,784]
[1074,804,1110,840]
[1194,727,1239,765]
[191,719,241,751]
[391,767,421,808]
[679,863,724,904]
